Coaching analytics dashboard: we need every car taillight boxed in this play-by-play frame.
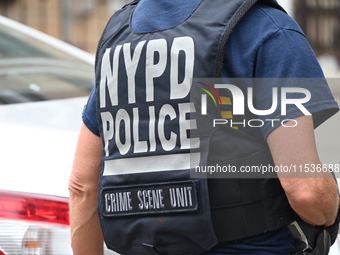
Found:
[0,190,72,255]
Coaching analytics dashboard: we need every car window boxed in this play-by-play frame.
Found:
[0,22,95,104]
[0,67,93,104]
[0,25,86,62]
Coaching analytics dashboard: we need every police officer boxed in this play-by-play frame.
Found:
[69,0,340,254]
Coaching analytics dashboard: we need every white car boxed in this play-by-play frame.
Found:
[0,15,116,255]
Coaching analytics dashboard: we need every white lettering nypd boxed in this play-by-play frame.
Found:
[99,37,194,106]
[99,36,199,157]
[102,181,198,217]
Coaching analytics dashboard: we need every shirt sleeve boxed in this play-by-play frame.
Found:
[253,28,339,139]
[82,86,100,136]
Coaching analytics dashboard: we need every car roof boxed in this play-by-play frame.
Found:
[0,15,95,65]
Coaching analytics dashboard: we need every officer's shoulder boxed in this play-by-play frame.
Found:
[248,3,304,34]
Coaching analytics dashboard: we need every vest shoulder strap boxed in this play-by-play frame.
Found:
[214,0,286,77]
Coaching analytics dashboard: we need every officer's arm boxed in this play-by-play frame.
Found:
[267,115,339,227]
[69,123,104,255]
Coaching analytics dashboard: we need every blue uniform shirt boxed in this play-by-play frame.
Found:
[83,1,339,140]
[82,1,339,254]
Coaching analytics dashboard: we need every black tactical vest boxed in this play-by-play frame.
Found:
[95,0,300,254]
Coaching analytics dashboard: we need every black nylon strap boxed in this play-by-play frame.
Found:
[214,0,259,78]
[143,243,162,255]
[214,0,286,77]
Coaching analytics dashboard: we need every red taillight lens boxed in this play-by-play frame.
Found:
[0,190,72,254]
[0,190,69,226]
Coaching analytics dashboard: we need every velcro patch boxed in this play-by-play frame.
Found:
[101,181,198,217]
